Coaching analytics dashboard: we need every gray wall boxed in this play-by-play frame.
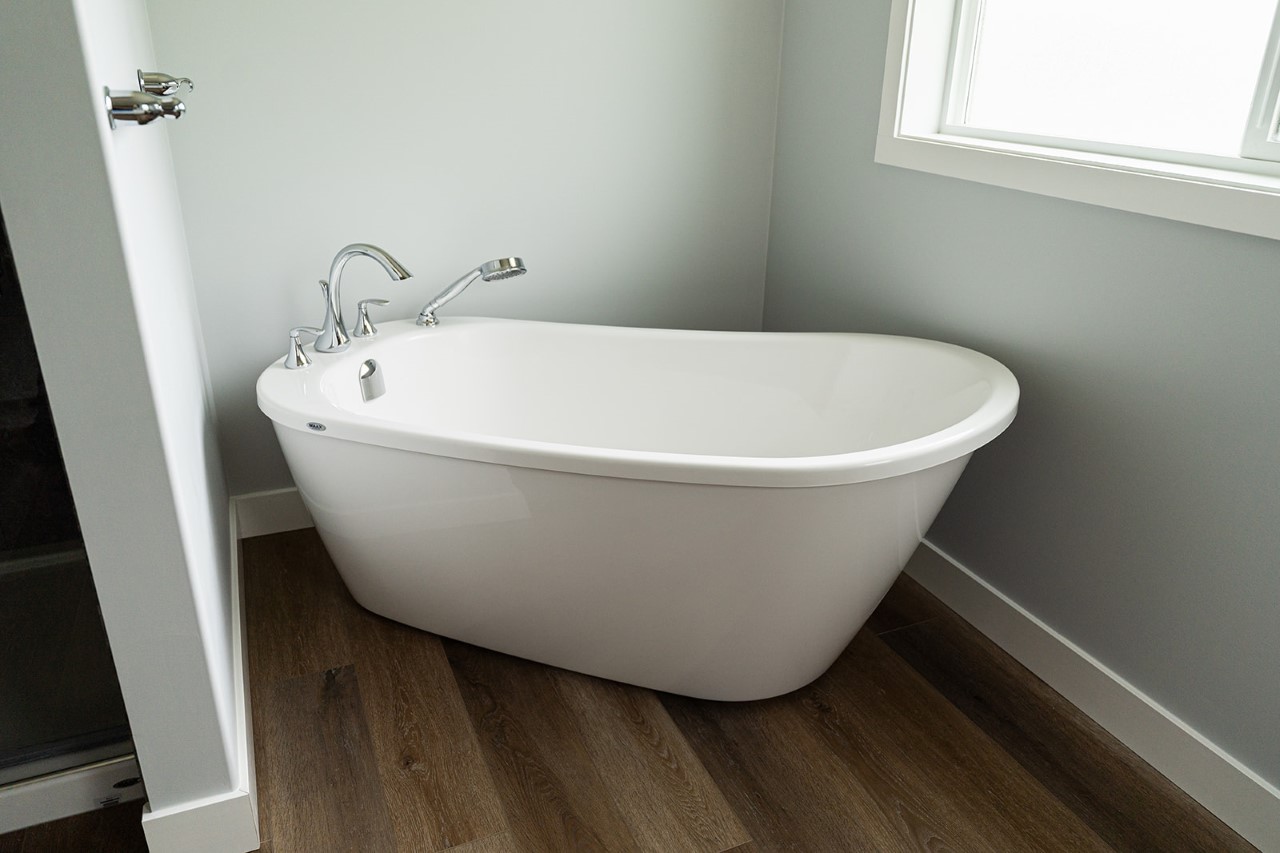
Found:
[765,0,1280,785]
[147,0,784,496]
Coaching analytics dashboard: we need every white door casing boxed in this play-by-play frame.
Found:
[0,0,257,849]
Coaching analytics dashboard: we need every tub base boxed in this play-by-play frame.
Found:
[277,426,968,701]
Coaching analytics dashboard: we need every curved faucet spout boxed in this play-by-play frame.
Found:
[315,243,413,353]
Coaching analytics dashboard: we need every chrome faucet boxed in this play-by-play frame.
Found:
[315,243,412,353]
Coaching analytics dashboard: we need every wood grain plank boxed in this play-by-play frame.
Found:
[257,665,396,853]
[243,529,355,685]
[662,688,916,851]
[549,667,750,852]
[15,802,146,853]
[880,575,1254,852]
[445,831,522,852]
[347,609,509,852]
[864,575,938,636]
[805,629,1111,853]
[444,640,645,852]
[244,528,362,850]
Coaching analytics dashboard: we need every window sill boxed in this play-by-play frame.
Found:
[874,131,1280,241]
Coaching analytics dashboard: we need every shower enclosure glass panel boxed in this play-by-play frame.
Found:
[0,207,132,786]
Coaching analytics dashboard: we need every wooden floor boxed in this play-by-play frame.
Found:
[0,801,146,852]
[3,526,1252,852]
[240,528,1251,853]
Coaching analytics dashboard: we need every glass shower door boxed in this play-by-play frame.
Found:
[0,208,133,786]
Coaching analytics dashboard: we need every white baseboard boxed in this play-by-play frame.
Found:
[142,788,258,853]
[142,504,260,853]
[906,540,1280,852]
[232,487,312,539]
[0,754,144,832]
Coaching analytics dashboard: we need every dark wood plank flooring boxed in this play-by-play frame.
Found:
[2,526,1253,852]
[243,528,1252,853]
[0,801,146,853]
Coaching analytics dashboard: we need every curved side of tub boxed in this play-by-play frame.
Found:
[270,422,970,701]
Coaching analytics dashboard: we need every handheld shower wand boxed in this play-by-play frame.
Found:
[417,257,527,326]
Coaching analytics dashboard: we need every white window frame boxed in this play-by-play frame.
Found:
[876,0,1280,241]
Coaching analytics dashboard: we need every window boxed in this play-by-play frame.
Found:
[876,0,1280,240]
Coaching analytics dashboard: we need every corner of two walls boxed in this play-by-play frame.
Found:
[763,0,1280,800]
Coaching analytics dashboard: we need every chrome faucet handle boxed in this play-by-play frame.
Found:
[352,299,390,338]
[137,70,194,96]
[103,88,186,128]
[286,326,323,370]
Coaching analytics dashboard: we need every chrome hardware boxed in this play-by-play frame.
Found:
[352,299,390,338]
[316,244,412,353]
[359,359,386,402]
[286,326,323,369]
[104,87,185,129]
[418,257,527,327]
[137,70,194,96]
[316,280,341,351]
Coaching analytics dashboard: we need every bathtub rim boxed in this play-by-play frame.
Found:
[257,317,1019,489]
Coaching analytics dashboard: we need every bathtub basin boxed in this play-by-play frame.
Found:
[258,317,1018,700]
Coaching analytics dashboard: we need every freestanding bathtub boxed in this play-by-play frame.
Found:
[257,317,1018,700]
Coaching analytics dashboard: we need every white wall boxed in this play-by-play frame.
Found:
[0,0,245,827]
[146,0,785,496]
[764,0,1280,788]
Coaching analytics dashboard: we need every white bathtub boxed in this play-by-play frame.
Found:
[257,317,1018,700]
